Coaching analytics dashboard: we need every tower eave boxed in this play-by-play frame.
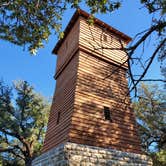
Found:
[52,9,132,55]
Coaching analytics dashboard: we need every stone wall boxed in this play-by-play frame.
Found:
[32,142,152,166]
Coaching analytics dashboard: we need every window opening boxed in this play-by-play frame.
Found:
[103,34,108,42]
[56,112,61,124]
[103,106,112,122]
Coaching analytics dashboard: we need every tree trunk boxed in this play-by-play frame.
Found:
[25,157,33,166]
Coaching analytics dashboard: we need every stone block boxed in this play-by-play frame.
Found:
[32,142,152,166]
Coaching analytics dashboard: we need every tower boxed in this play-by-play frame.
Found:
[33,9,152,166]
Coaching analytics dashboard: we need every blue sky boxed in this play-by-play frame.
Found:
[0,0,163,98]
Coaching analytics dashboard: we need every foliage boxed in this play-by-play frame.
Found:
[0,80,50,166]
[1,0,165,95]
[0,153,24,166]
[133,83,166,164]
[150,150,166,166]
[155,150,166,164]
[0,0,120,54]
[0,0,66,54]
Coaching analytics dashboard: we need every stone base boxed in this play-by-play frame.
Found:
[32,142,152,166]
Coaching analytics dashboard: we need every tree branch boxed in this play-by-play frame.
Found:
[0,148,25,160]
[130,38,166,93]
[136,79,166,82]
[0,128,30,157]
[127,21,166,56]
[0,2,10,7]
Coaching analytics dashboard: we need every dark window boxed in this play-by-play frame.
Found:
[103,34,107,42]
[56,112,61,124]
[104,106,112,122]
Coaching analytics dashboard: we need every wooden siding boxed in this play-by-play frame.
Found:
[42,14,142,154]
[79,17,128,67]
[56,18,79,73]
[42,52,79,153]
[69,51,142,154]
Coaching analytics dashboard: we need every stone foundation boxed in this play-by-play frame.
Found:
[32,142,152,166]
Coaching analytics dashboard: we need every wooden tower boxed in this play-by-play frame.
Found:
[42,9,142,154]
[32,9,152,166]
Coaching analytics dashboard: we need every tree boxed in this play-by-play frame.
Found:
[133,83,166,165]
[0,0,165,94]
[0,0,120,54]
[0,80,50,166]
[0,0,65,55]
